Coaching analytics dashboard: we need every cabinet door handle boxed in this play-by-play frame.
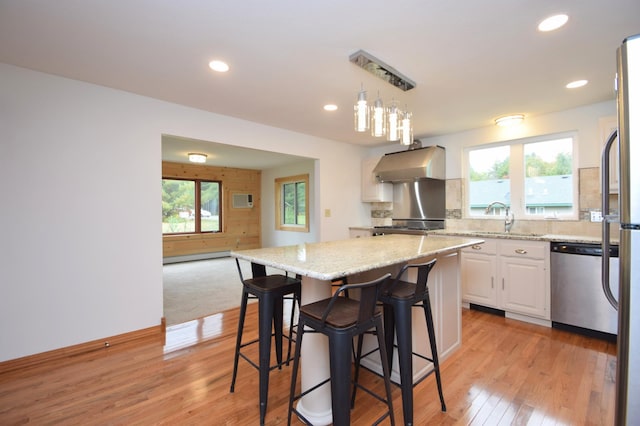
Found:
[491,277,494,289]
[502,278,505,290]
[472,245,482,250]
[515,249,528,254]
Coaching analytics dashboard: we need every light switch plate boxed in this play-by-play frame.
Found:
[590,211,603,222]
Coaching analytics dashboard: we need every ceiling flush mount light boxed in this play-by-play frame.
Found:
[208,60,229,72]
[537,14,569,32]
[566,79,588,89]
[323,104,338,111]
[495,114,525,127]
[188,153,207,163]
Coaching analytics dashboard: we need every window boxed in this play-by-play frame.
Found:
[466,133,577,220]
[162,178,221,234]
[275,174,309,232]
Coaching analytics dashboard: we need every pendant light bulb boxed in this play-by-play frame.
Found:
[400,109,413,146]
[387,101,400,141]
[354,86,370,132]
[371,93,386,137]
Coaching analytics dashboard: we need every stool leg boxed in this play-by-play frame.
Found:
[259,292,276,425]
[329,331,353,426]
[422,295,446,412]
[383,303,396,373]
[394,301,414,426]
[273,295,284,368]
[288,319,305,426]
[374,318,396,426]
[230,289,249,393]
[285,289,300,366]
[350,334,365,408]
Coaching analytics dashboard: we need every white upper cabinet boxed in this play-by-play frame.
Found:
[361,157,392,202]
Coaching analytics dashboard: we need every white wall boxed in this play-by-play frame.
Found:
[0,63,369,362]
[367,101,617,179]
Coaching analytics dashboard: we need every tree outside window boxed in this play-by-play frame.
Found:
[275,174,309,232]
[162,178,221,234]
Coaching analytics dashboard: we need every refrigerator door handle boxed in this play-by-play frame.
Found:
[601,129,619,310]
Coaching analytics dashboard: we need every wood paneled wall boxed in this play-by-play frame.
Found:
[162,161,262,257]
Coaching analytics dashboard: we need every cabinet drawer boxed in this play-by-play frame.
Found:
[498,240,548,260]
[462,239,497,255]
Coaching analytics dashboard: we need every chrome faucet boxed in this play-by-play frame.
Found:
[485,201,515,233]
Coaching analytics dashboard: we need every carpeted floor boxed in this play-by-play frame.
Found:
[162,257,283,326]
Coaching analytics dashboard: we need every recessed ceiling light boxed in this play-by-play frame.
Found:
[538,14,569,32]
[208,60,229,73]
[323,104,338,111]
[495,114,525,127]
[566,79,588,89]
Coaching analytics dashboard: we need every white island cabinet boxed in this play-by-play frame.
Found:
[461,238,550,325]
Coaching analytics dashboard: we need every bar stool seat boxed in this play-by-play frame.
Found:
[354,259,446,426]
[230,258,301,426]
[288,273,395,426]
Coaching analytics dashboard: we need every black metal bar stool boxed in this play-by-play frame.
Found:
[288,273,395,426]
[353,259,445,426]
[230,258,301,426]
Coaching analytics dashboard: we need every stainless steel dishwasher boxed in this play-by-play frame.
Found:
[550,242,619,339]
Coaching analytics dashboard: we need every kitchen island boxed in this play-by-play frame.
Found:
[231,234,483,425]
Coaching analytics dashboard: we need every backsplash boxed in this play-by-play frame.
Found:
[369,167,619,238]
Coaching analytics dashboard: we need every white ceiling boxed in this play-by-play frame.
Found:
[1,1,639,167]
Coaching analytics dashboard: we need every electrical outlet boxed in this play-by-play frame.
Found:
[590,211,603,222]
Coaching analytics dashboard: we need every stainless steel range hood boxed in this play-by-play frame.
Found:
[373,145,445,182]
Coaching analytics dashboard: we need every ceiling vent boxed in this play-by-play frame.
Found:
[349,50,416,91]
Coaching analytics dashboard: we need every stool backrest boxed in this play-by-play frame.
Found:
[389,259,437,297]
[322,273,391,325]
[235,258,268,283]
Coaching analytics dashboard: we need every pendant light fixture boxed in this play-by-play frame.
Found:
[371,92,386,137]
[386,101,400,142]
[354,85,369,132]
[400,109,413,145]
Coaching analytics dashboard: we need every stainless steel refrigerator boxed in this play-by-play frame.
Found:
[601,33,640,425]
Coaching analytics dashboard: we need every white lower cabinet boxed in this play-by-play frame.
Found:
[461,238,550,322]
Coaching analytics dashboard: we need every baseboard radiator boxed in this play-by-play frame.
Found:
[163,251,230,265]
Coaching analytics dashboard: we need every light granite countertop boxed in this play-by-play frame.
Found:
[428,229,616,244]
[231,234,483,281]
[349,226,613,244]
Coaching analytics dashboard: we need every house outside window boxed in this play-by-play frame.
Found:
[466,133,577,220]
[275,174,309,232]
[162,178,221,234]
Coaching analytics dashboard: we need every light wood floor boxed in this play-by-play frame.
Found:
[0,306,616,425]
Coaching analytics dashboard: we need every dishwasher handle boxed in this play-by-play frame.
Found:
[601,129,619,310]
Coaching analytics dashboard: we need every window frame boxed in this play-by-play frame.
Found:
[162,177,222,235]
[463,131,579,221]
[275,174,309,232]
